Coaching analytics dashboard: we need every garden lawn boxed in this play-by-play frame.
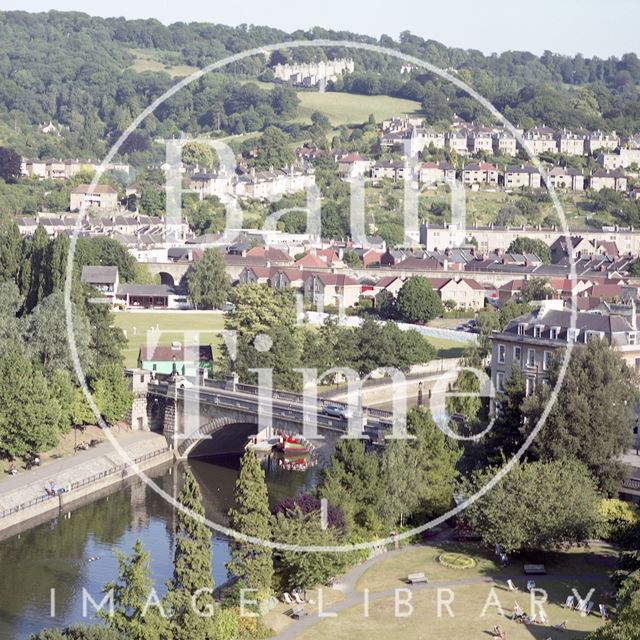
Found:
[113,310,225,368]
[355,541,617,594]
[299,580,608,640]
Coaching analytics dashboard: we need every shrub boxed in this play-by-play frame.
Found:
[594,499,640,542]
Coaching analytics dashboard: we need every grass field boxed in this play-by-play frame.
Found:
[426,336,469,359]
[127,48,199,77]
[294,91,422,126]
[113,311,225,368]
[293,542,614,640]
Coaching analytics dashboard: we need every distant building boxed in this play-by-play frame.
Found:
[418,161,456,184]
[462,162,498,186]
[504,165,541,189]
[555,129,586,156]
[272,58,354,87]
[522,126,557,155]
[80,266,119,302]
[490,300,640,399]
[590,169,628,192]
[547,166,585,191]
[138,344,213,376]
[70,184,118,211]
[586,130,619,154]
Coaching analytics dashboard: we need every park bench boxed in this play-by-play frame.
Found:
[407,572,428,584]
[524,564,546,575]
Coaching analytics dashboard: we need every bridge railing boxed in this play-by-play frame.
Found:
[622,476,640,493]
[231,382,394,419]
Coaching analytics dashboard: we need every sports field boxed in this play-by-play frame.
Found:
[113,311,225,368]
[295,91,422,125]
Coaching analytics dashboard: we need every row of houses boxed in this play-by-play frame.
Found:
[368,159,628,192]
[16,212,192,241]
[378,116,636,159]
[189,165,316,201]
[21,159,130,180]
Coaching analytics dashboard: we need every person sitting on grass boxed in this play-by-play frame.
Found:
[492,624,506,639]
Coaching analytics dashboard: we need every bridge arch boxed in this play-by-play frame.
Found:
[159,272,175,287]
[179,414,259,458]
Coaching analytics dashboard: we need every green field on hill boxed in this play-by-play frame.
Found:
[295,91,422,125]
[127,48,199,77]
[114,311,225,368]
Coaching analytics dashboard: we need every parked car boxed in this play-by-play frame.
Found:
[220,302,236,312]
[321,404,353,420]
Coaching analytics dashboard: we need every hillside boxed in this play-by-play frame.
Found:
[0,10,639,163]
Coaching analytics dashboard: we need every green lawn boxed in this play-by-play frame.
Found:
[294,91,422,126]
[114,311,225,368]
[127,48,199,77]
[426,336,470,359]
[295,542,615,640]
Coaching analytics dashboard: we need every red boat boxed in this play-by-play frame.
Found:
[277,433,309,453]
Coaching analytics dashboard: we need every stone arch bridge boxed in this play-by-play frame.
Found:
[127,370,393,459]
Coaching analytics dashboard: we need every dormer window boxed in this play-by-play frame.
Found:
[517,323,526,336]
[533,324,544,338]
[550,326,560,340]
[567,328,580,343]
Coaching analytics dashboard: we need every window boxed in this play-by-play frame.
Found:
[526,349,535,367]
[543,351,552,371]
[533,324,544,338]
[518,323,526,336]
[550,326,560,340]
[496,372,504,393]
[526,377,536,396]
[513,346,522,362]
[567,328,579,343]
[629,332,637,345]
[498,345,506,364]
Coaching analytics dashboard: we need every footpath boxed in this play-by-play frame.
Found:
[0,431,172,536]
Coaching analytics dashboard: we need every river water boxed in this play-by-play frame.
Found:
[0,453,321,639]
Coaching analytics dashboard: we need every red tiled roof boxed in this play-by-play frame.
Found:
[295,253,329,269]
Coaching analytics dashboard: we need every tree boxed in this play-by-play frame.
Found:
[27,291,93,378]
[165,471,217,639]
[0,352,61,459]
[407,409,460,520]
[102,540,165,640]
[342,249,362,268]
[271,506,355,590]
[463,459,599,553]
[507,237,551,263]
[395,276,443,324]
[319,439,382,531]
[521,277,555,302]
[253,126,294,170]
[91,364,134,426]
[225,284,303,390]
[482,366,527,466]
[186,248,231,310]
[181,142,217,171]
[0,222,21,283]
[227,450,273,600]
[0,146,21,183]
[375,289,395,319]
[524,339,638,494]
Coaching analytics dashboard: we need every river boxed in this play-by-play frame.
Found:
[0,452,321,639]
